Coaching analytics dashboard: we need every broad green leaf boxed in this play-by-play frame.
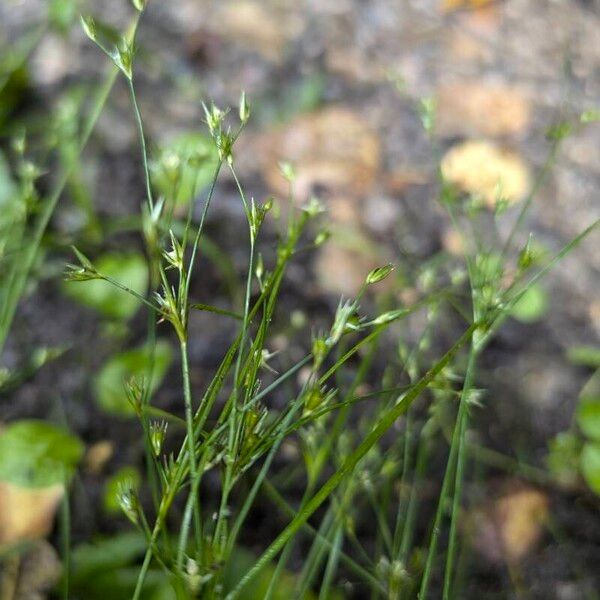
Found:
[510,283,549,323]
[567,345,600,368]
[68,533,174,600]
[581,109,600,124]
[547,431,581,488]
[103,466,141,514]
[49,0,77,33]
[0,420,83,488]
[151,132,218,206]
[580,442,600,496]
[576,370,600,442]
[93,340,172,416]
[222,547,321,600]
[63,252,148,320]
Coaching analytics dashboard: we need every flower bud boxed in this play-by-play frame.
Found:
[366,263,394,285]
[149,420,168,457]
[80,15,97,42]
[239,91,250,123]
[117,481,139,524]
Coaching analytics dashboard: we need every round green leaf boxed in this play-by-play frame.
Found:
[63,252,148,320]
[580,442,600,496]
[151,132,218,206]
[567,346,600,368]
[94,341,173,416]
[547,431,581,488]
[510,283,549,323]
[577,393,600,443]
[0,420,83,488]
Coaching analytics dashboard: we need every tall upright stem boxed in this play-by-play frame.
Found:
[177,339,202,566]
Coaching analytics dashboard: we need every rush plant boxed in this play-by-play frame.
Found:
[1,2,598,599]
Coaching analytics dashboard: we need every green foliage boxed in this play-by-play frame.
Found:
[580,109,600,123]
[510,282,549,323]
[580,443,600,495]
[68,533,174,600]
[568,345,600,368]
[221,547,320,600]
[577,394,600,443]
[549,371,600,495]
[0,420,83,488]
[68,533,316,600]
[63,252,148,319]
[104,466,142,514]
[0,149,16,205]
[547,431,582,488]
[2,10,598,600]
[150,133,219,207]
[49,0,77,33]
[93,340,172,416]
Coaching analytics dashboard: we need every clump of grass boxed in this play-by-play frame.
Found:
[70,5,599,598]
[2,2,599,599]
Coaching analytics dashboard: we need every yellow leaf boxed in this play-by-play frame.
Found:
[0,482,64,545]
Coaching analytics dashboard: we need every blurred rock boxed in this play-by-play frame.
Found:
[215,2,303,63]
[0,482,64,545]
[14,540,62,600]
[436,82,531,138]
[470,481,549,564]
[30,33,74,87]
[260,106,381,201]
[441,140,530,208]
[315,239,380,297]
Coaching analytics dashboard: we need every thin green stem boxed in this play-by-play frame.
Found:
[60,488,70,600]
[176,340,201,568]
[418,345,477,599]
[0,48,125,354]
[502,139,560,256]
[227,323,476,599]
[442,346,477,599]
[213,163,255,553]
[128,78,154,210]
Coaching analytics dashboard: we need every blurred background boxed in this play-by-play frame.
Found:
[0,0,599,598]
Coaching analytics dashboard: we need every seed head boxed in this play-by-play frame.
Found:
[117,480,139,524]
[366,263,394,285]
[239,90,250,124]
[149,420,168,457]
[80,15,97,42]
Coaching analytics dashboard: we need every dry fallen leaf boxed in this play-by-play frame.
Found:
[441,140,530,207]
[261,107,381,201]
[436,83,531,138]
[440,0,501,32]
[0,482,64,545]
[84,440,114,475]
[441,0,495,12]
[470,483,549,564]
